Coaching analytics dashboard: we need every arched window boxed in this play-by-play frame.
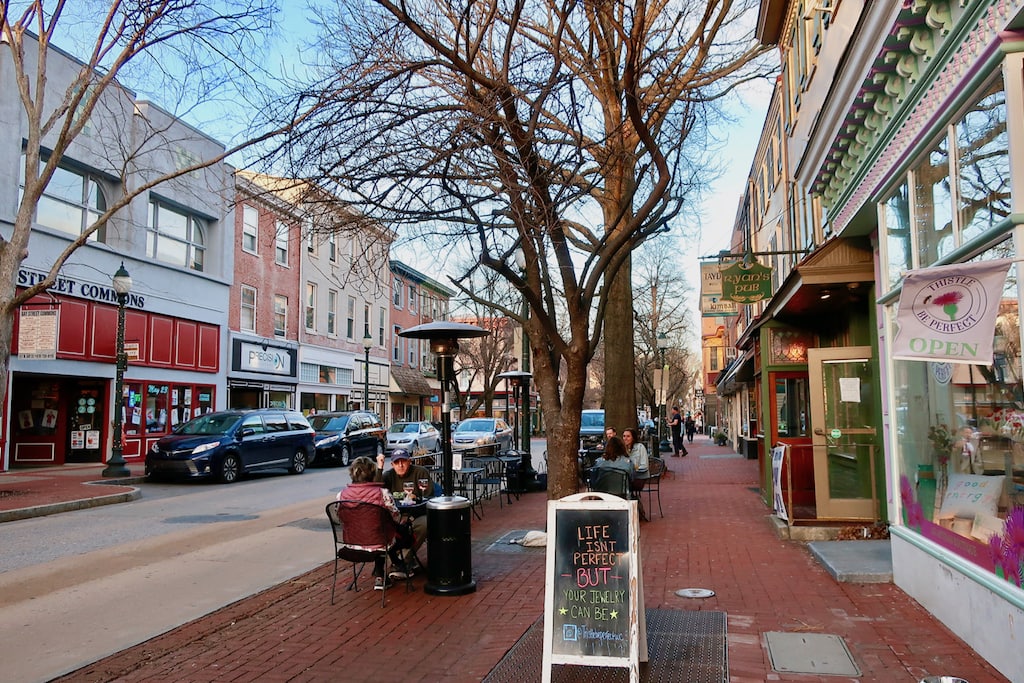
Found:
[20,156,108,241]
[147,200,206,271]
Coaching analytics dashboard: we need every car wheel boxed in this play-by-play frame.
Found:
[340,445,352,467]
[411,440,419,454]
[289,449,308,475]
[219,454,240,484]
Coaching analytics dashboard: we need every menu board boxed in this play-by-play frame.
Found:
[542,493,645,682]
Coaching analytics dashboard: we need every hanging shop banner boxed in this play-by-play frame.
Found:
[892,259,1012,364]
[699,263,738,317]
[719,261,773,304]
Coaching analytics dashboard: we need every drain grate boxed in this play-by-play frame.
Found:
[483,609,727,682]
[765,632,860,676]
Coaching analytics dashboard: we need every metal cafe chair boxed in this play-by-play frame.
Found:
[326,501,412,607]
[645,456,666,518]
[589,467,631,500]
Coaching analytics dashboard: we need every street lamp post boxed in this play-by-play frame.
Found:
[401,321,489,596]
[497,370,535,491]
[102,263,132,478]
[362,326,373,411]
[657,332,670,453]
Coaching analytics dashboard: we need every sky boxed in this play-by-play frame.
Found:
[54,1,771,350]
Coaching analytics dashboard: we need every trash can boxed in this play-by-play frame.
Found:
[425,496,476,596]
[505,451,526,494]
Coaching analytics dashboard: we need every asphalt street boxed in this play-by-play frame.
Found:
[0,466,351,683]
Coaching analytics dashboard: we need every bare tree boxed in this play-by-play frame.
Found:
[631,241,697,419]
[271,0,772,497]
[0,1,310,411]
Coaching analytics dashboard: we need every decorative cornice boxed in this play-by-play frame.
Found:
[812,1,1020,233]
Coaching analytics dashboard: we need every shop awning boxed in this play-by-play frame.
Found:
[716,348,755,396]
[737,236,875,348]
[391,366,434,396]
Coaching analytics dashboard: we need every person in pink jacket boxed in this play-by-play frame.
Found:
[336,456,411,590]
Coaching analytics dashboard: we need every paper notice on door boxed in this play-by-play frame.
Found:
[839,377,861,403]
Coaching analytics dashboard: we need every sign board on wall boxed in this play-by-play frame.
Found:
[542,492,646,682]
[699,263,738,317]
[720,261,773,304]
[17,309,58,359]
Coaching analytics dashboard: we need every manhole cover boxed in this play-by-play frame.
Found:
[675,588,715,598]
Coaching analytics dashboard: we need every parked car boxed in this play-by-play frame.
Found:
[386,421,441,455]
[579,409,606,449]
[452,417,514,453]
[309,411,385,466]
[145,409,314,484]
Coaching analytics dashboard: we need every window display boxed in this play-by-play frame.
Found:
[891,254,1023,586]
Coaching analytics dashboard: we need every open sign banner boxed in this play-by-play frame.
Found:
[892,259,1012,364]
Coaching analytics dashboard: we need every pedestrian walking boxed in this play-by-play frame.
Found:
[669,406,687,456]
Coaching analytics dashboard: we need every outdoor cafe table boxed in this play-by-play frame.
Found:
[428,465,485,519]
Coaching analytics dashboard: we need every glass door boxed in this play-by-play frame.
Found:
[808,347,879,520]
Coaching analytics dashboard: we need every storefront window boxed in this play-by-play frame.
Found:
[145,383,169,432]
[891,248,1023,586]
[913,136,954,266]
[883,183,911,289]
[775,376,809,438]
[956,79,1009,245]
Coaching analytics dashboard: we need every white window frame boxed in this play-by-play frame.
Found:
[275,221,289,266]
[409,285,417,313]
[274,295,288,337]
[327,289,338,336]
[392,326,402,363]
[393,279,403,308]
[23,158,108,241]
[305,282,317,331]
[242,204,258,254]
[240,285,257,333]
[347,296,356,340]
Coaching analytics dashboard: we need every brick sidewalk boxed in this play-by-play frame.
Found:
[37,439,1008,682]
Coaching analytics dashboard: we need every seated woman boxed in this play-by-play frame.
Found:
[590,436,634,495]
[336,456,410,591]
[622,427,649,474]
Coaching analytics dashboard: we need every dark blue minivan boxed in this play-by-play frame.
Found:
[145,409,315,484]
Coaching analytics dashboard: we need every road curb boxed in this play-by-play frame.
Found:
[0,478,144,523]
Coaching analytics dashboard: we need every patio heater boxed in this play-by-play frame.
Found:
[399,320,489,596]
[102,263,133,478]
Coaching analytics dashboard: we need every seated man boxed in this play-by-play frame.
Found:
[375,448,432,575]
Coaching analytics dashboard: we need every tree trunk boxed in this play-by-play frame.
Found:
[604,259,636,434]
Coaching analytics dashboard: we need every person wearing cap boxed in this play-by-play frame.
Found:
[375,448,432,575]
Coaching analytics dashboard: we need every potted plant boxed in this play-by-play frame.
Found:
[713,430,728,446]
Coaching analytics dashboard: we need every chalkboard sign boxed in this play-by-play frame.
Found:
[541,492,646,682]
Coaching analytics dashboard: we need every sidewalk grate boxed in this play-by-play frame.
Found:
[765,631,861,676]
[483,609,727,682]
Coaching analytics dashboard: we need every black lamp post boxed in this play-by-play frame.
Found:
[657,331,670,453]
[497,369,535,491]
[400,320,489,596]
[102,263,132,478]
[362,325,373,411]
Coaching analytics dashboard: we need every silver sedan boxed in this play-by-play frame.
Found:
[452,417,514,453]
[385,421,441,455]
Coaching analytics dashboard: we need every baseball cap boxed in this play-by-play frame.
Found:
[390,449,411,463]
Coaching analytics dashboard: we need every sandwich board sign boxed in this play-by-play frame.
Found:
[541,492,647,682]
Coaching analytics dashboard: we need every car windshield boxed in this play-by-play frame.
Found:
[458,419,494,432]
[581,412,604,428]
[389,423,418,434]
[175,413,241,436]
[310,415,350,431]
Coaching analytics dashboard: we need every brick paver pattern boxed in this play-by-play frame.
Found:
[47,437,1006,682]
